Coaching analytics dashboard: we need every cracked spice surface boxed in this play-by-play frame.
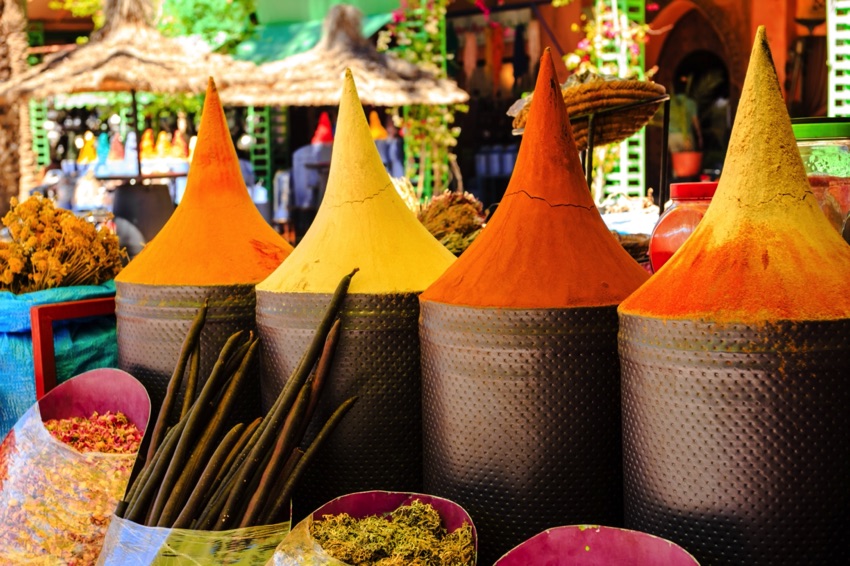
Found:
[421,49,648,309]
[620,26,850,323]
[257,69,455,295]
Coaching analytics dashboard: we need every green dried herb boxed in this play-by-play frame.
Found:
[310,500,474,566]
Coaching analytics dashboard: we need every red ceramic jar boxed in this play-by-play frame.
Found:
[649,181,718,272]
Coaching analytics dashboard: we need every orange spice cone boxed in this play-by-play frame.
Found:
[421,52,648,308]
[618,27,850,564]
[117,77,291,286]
[255,70,455,519]
[419,49,647,564]
[114,78,292,432]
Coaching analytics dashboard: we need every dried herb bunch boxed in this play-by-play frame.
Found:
[0,195,126,294]
[418,191,487,256]
[311,500,475,566]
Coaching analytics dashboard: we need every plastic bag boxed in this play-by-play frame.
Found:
[0,281,118,437]
[96,516,290,565]
[0,368,149,564]
[268,491,477,566]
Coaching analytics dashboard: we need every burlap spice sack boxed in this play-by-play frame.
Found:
[618,27,850,565]
[115,79,292,430]
[419,49,649,565]
[256,69,456,520]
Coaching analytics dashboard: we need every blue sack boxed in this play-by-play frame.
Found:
[0,281,117,437]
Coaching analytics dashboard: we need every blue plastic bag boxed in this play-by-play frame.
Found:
[0,281,117,437]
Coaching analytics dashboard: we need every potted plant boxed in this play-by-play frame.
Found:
[668,86,703,178]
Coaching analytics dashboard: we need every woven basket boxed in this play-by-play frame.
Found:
[512,79,667,151]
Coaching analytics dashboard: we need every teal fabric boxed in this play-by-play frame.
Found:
[234,13,393,64]
[0,281,117,437]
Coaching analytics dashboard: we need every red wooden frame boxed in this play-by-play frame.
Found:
[30,297,116,399]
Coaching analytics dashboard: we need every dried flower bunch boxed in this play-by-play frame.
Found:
[44,411,142,454]
[310,500,475,566]
[0,195,126,294]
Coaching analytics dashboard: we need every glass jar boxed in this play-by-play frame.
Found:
[649,181,718,272]
[792,118,850,237]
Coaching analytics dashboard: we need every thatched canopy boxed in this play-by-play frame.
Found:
[0,0,259,102]
[219,4,469,107]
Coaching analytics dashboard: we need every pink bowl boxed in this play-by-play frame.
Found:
[37,368,151,434]
[494,525,699,566]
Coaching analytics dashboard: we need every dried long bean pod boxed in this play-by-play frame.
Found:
[144,331,244,519]
[146,300,208,463]
[213,270,355,527]
[155,338,259,526]
[125,421,182,512]
[262,397,357,525]
[295,318,341,442]
[172,422,245,528]
[198,450,272,531]
[259,448,303,523]
[239,379,312,528]
[274,268,357,427]
[180,341,201,419]
[215,417,261,488]
[126,415,189,523]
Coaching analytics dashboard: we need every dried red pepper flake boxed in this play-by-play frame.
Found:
[44,411,142,454]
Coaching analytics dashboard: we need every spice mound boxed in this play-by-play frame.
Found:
[45,411,142,454]
[311,500,475,566]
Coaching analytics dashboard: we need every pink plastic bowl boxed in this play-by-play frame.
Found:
[494,525,699,566]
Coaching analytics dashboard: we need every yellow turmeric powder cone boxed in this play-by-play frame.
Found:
[117,78,292,286]
[621,27,850,322]
[422,48,648,308]
[618,27,850,564]
[255,70,455,518]
[257,69,455,294]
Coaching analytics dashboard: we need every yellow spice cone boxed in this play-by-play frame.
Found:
[258,69,455,294]
[117,78,292,286]
[621,26,850,323]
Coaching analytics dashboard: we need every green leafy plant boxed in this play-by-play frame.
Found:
[378,0,467,199]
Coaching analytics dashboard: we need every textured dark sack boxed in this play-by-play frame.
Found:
[116,282,261,428]
[421,301,624,565]
[619,315,850,565]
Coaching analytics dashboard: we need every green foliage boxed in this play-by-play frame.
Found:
[378,0,467,197]
[159,0,258,53]
[48,0,257,53]
[48,0,104,29]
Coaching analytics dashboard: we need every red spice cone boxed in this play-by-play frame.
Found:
[117,78,292,286]
[421,48,648,308]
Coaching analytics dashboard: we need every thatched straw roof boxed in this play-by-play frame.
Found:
[0,0,259,102]
[219,4,469,107]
